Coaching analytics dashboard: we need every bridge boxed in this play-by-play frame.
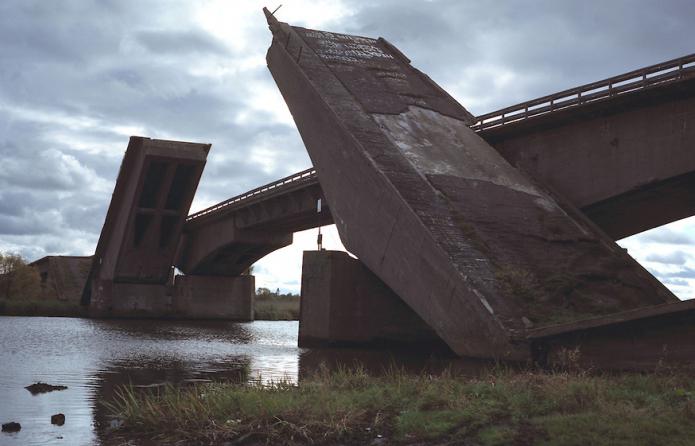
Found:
[178,168,329,276]
[78,14,695,368]
[177,50,695,278]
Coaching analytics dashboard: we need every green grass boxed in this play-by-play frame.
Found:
[0,298,88,317]
[254,295,300,320]
[104,365,695,445]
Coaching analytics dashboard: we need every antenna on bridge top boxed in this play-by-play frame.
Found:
[263,5,282,23]
[264,5,287,40]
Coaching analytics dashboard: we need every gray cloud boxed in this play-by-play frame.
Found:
[0,0,693,295]
[645,251,691,266]
[340,0,695,113]
[0,0,314,261]
[662,278,690,287]
[134,30,230,56]
[658,267,695,280]
[638,229,695,245]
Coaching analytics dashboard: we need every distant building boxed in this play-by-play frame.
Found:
[29,256,92,301]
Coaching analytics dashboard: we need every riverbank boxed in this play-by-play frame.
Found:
[104,366,695,445]
[254,295,300,320]
[0,296,300,320]
[0,298,88,317]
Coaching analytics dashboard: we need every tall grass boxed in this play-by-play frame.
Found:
[104,365,695,445]
[254,295,299,320]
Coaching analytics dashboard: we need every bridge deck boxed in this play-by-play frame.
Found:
[473,53,695,131]
[187,168,318,224]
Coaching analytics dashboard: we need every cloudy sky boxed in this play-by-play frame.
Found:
[1,0,694,297]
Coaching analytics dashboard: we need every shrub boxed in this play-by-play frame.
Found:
[0,252,41,300]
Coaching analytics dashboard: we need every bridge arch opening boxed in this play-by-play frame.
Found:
[250,225,346,297]
[244,216,695,307]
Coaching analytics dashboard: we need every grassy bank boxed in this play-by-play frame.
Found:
[254,295,300,320]
[104,366,695,445]
[0,295,299,320]
[0,298,88,317]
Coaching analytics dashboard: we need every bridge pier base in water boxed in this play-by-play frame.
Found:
[299,250,447,351]
[89,281,170,318]
[88,275,254,321]
[173,275,254,321]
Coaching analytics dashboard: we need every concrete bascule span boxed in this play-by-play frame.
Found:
[81,137,253,320]
[262,10,695,369]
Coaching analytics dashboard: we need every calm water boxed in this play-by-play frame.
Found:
[0,316,487,446]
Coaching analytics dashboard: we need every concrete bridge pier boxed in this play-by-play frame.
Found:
[92,280,171,318]
[173,274,254,320]
[299,250,448,351]
[90,274,254,320]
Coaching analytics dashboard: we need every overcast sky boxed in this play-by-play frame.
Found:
[1,0,694,297]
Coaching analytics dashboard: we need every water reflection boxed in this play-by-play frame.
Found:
[0,317,300,446]
[0,317,493,446]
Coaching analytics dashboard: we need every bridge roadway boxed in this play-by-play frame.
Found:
[177,168,330,275]
[176,53,695,276]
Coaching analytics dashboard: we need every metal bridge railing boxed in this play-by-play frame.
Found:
[186,167,318,222]
[471,53,695,131]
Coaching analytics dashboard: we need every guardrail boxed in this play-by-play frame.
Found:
[186,167,318,222]
[471,53,695,131]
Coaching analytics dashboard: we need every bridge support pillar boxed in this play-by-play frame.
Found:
[89,281,171,318]
[173,275,254,321]
[89,275,254,320]
[299,250,446,350]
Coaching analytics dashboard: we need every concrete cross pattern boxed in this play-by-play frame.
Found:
[37,9,694,369]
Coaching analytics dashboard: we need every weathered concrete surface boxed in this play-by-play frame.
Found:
[299,250,445,349]
[173,275,254,320]
[100,282,171,317]
[83,136,210,316]
[264,13,676,359]
[530,299,695,370]
[178,222,292,276]
[92,275,254,320]
[30,255,92,301]
[483,79,695,239]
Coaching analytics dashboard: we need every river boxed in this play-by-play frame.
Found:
[0,316,489,445]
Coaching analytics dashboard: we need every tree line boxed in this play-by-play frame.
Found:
[255,287,299,299]
[0,252,41,300]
